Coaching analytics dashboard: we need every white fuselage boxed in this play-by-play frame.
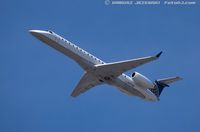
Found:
[30,30,158,101]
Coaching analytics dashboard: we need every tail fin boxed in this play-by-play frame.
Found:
[150,76,183,98]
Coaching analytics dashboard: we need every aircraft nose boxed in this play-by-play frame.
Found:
[29,30,38,36]
[29,29,50,41]
[29,30,48,35]
[29,30,49,39]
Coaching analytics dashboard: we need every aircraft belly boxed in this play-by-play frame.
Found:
[108,78,145,99]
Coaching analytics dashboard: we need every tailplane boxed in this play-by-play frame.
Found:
[150,76,183,98]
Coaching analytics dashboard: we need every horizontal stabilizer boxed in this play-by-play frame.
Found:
[157,76,183,85]
[150,76,183,98]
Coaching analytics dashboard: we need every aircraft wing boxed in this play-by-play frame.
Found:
[71,72,103,97]
[95,52,162,77]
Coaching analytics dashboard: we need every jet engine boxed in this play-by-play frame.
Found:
[132,72,154,89]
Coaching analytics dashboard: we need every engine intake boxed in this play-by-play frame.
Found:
[132,72,154,89]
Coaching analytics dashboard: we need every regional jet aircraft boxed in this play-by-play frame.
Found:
[29,30,182,101]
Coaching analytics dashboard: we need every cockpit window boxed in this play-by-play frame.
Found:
[47,30,53,34]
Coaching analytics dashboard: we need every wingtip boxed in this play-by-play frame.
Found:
[176,76,183,80]
[156,51,163,58]
[71,93,77,98]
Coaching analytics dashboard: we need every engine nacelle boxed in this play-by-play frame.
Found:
[132,72,154,89]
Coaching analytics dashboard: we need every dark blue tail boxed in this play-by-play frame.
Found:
[155,80,169,96]
[149,76,182,99]
[150,81,169,98]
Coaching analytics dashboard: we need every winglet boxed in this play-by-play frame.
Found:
[155,51,163,58]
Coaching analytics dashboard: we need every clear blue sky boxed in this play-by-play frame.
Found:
[1,0,200,132]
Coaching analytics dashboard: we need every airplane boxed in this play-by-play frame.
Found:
[29,30,182,102]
